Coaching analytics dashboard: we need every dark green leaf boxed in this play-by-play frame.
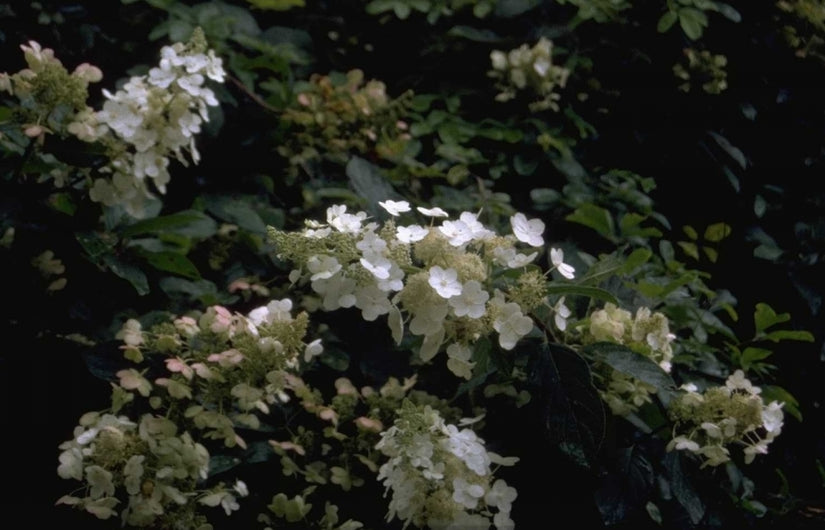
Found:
[657,11,678,32]
[204,196,267,235]
[121,210,218,239]
[545,284,618,305]
[446,25,503,43]
[664,452,705,524]
[495,0,541,17]
[595,446,654,525]
[621,248,652,274]
[566,203,615,239]
[346,156,400,215]
[140,251,201,280]
[529,342,605,469]
[102,255,149,295]
[678,8,707,40]
[763,329,815,343]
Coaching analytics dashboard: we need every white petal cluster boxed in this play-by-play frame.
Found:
[667,370,784,467]
[272,201,567,378]
[376,404,518,529]
[488,37,570,112]
[75,34,225,217]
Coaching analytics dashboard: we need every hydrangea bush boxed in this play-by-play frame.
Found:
[1,1,821,528]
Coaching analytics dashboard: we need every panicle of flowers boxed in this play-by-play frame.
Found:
[0,40,102,139]
[278,69,413,177]
[56,412,212,527]
[488,37,570,112]
[71,28,225,217]
[585,302,676,415]
[268,201,573,379]
[667,371,784,468]
[376,401,518,529]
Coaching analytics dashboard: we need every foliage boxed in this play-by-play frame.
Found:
[1,0,824,528]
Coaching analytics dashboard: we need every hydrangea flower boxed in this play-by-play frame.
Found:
[510,213,545,247]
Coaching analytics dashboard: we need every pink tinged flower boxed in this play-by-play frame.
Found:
[207,349,244,367]
[165,357,193,380]
[511,212,545,247]
[354,416,384,433]
[550,248,576,279]
[396,224,429,243]
[116,369,152,397]
[448,280,489,319]
[378,199,411,216]
[417,206,449,217]
[428,266,462,298]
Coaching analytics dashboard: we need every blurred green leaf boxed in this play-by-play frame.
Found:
[139,251,201,280]
[754,303,790,334]
[121,210,217,239]
[582,342,677,406]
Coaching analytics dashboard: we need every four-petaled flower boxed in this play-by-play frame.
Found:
[550,248,575,279]
[428,266,462,299]
[379,199,411,216]
[510,213,545,247]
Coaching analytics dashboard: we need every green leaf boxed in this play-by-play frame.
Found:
[678,8,708,40]
[48,193,77,216]
[529,342,605,469]
[677,241,700,261]
[101,255,149,295]
[715,3,741,23]
[204,196,267,235]
[682,225,698,240]
[595,446,654,525]
[446,25,503,43]
[657,10,678,32]
[621,248,652,274]
[246,0,304,10]
[566,203,615,239]
[582,342,677,406]
[495,0,542,17]
[763,329,815,343]
[139,251,201,280]
[761,385,802,422]
[754,302,790,333]
[545,284,618,305]
[664,452,705,524]
[740,347,773,370]
[121,210,217,239]
[704,222,731,242]
[346,156,400,215]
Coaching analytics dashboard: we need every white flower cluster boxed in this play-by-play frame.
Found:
[587,302,676,416]
[376,403,518,529]
[69,30,225,217]
[667,370,784,468]
[271,201,576,379]
[56,413,210,524]
[488,37,570,111]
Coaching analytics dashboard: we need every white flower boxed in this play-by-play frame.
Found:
[510,213,545,247]
[493,246,537,268]
[439,219,475,247]
[485,479,518,512]
[550,248,575,279]
[726,370,761,395]
[428,266,463,299]
[448,280,489,319]
[307,255,342,281]
[379,199,411,216]
[452,477,485,509]
[303,339,323,362]
[666,435,700,452]
[553,296,572,331]
[396,224,429,243]
[493,302,533,350]
[762,401,784,434]
[417,206,449,217]
[355,285,393,321]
